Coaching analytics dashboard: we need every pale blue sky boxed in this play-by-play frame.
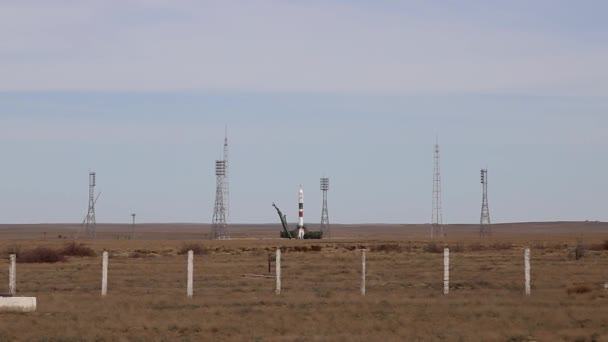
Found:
[0,1,606,224]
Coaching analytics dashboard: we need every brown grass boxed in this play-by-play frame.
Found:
[0,224,607,340]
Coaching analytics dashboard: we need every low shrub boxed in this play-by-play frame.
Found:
[2,244,21,257]
[61,241,96,257]
[588,240,608,251]
[451,243,465,253]
[567,284,592,294]
[490,242,513,250]
[423,241,443,253]
[572,239,586,260]
[178,243,208,255]
[469,243,485,251]
[371,244,402,253]
[17,247,66,263]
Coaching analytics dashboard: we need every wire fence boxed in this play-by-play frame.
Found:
[1,248,607,299]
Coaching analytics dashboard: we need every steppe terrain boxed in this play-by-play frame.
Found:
[0,222,606,341]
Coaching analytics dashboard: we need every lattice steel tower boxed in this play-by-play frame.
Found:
[223,126,229,222]
[480,169,491,236]
[431,142,443,238]
[84,171,97,239]
[320,177,330,238]
[212,160,229,239]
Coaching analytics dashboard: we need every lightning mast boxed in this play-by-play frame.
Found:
[223,126,229,222]
[431,141,443,238]
[84,171,97,239]
[212,160,229,239]
[480,169,491,236]
[320,177,330,238]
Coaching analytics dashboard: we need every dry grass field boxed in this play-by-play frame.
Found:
[0,222,607,341]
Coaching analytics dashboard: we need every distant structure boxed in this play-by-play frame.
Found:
[223,126,229,222]
[83,171,97,239]
[480,169,491,236]
[320,177,330,238]
[212,160,229,239]
[130,213,136,239]
[431,142,443,238]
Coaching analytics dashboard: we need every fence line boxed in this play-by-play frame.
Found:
[8,246,608,299]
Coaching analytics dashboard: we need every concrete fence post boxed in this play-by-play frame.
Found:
[187,250,194,298]
[9,254,16,296]
[525,248,531,296]
[275,249,281,295]
[361,249,366,296]
[443,248,449,295]
[101,251,108,296]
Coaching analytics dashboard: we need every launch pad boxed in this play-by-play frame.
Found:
[272,186,323,239]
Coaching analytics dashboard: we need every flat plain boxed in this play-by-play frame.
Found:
[0,222,607,341]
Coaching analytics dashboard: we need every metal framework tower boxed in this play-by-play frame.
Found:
[432,142,443,238]
[84,171,97,239]
[223,126,229,222]
[480,169,491,236]
[320,177,330,238]
[212,160,229,239]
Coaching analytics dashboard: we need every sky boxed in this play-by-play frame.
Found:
[0,1,607,224]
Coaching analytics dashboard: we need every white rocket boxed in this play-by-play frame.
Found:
[297,186,305,239]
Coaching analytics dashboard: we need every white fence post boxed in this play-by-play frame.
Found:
[443,248,449,295]
[187,250,194,298]
[361,249,366,296]
[525,248,531,296]
[101,251,108,296]
[275,249,281,295]
[9,254,16,296]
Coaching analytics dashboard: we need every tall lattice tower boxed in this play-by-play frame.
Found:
[431,142,443,238]
[223,126,229,222]
[320,177,330,238]
[480,169,491,236]
[84,171,97,239]
[212,160,229,239]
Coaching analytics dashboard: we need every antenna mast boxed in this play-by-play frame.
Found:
[212,160,229,239]
[320,177,330,238]
[431,141,443,238]
[480,169,491,236]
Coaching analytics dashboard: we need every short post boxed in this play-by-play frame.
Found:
[9,254,16,296]
[361,249,366,296]
[524,248,531,296]
[443,248,449,295]
[275,249,281,295]
[101,251,108,296]
[187,250,194,298]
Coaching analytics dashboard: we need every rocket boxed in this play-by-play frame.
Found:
[297,186,305,239]
[298,186,304,228]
